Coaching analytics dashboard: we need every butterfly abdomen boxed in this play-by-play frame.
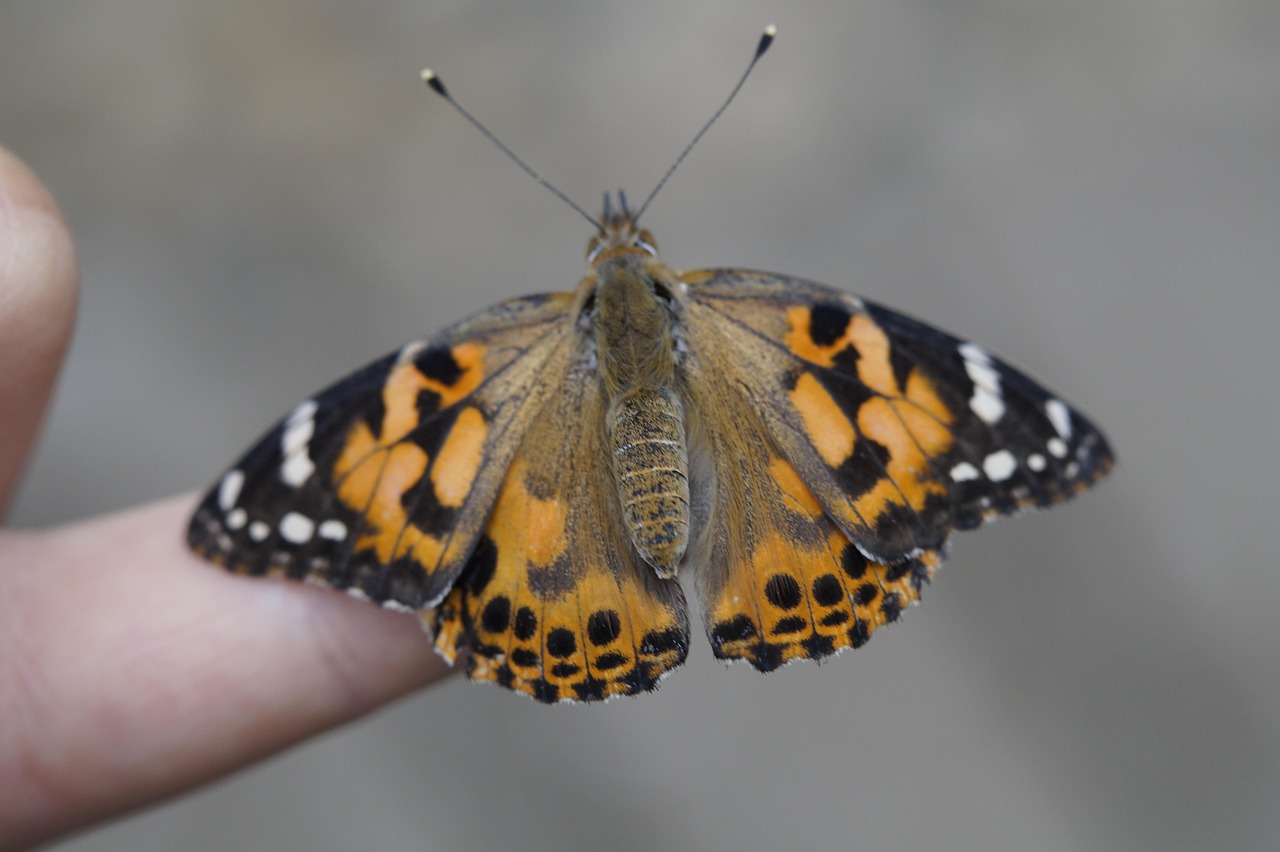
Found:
[608,386,690,577]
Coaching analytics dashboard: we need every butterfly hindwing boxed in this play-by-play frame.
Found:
[427,334,690,702]
[187,292,576,610]
[682,302,944,670]
[682,269,1114,565]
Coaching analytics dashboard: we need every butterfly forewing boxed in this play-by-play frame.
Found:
[681,269,1114,564]
[187,292,576,610]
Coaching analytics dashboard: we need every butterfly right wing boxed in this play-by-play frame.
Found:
[187,291,576,611]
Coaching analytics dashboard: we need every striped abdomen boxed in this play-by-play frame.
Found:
[608,386,689,577]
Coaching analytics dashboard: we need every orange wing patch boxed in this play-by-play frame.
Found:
[430,406,488,507]
[789,373,856,467]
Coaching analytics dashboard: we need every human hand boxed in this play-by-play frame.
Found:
[0,146,456,850]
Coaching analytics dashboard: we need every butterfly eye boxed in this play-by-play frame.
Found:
[585,236,605,263]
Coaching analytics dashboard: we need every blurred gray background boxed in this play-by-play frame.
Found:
[5,1,1278,849]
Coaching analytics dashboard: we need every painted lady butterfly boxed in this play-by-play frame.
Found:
[188,27,1113,703]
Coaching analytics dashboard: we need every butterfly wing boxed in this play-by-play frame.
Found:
[682,268,1114,566]
[187,292,578,611]
[427,333,690,703]
[682,336,943,670]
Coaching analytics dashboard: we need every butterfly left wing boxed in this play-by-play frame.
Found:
[187,292,577,611]
[681,269,1114,566]
[427,333,690,703]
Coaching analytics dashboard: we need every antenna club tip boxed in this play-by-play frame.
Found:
[421,68,448,96]
[758,24,777,54]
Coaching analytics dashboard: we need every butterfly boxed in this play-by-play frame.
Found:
[187,27,1113,703]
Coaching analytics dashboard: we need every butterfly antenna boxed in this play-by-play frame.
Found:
[633,24,777,224]
[421,69,604,231]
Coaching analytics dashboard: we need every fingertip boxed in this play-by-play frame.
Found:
[0,144,80,516]
[0,145,77,321]
[0,146,66,217]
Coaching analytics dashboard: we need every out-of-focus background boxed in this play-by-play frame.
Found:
[5,1,1278,849]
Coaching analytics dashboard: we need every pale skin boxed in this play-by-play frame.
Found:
[0,146,456,850]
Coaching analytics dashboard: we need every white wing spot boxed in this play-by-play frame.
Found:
[281,453,316,487]
[959,342,1005,424]
[280,512,316,544]
[1045,398,1072,440]
[280,400,318,487]
[1048,437,1069,458]
[970,389,1005,425]
[218,470,245,511]
[318,519,348,541]
[1027,453,1047,472]
[282,400,318,451]
[226,508,248,530]
[958,342,990,365]
[950,461,982,482]
[248,520,271,542]
[983,449,1018,481]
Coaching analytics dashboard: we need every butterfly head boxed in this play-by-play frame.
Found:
[586,190,659,265]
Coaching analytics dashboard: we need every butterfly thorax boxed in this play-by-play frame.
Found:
[590,243,691,579]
